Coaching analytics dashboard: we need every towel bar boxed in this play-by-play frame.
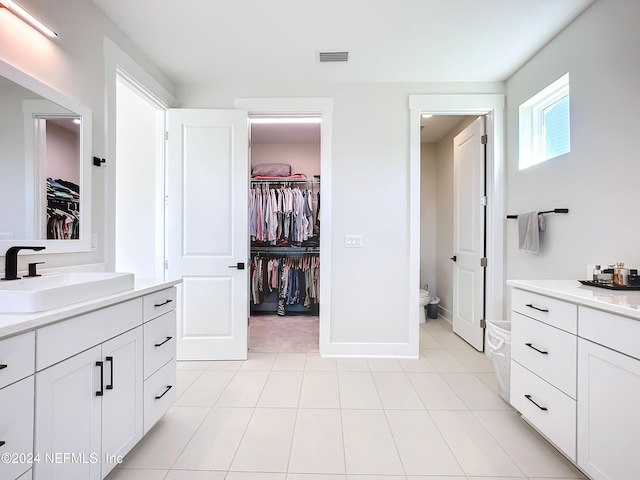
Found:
[506,208,569,219]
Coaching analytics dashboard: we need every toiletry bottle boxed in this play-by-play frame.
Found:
[593,265,601,282]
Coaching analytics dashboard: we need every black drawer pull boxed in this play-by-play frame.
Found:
[106,356,114,390]
[96,361,104,397]
[525,394,548,411]
[154,299,173,307]
[0,441,5,447]
[526,304,549,313]
[155,385,173,400]
[0,364,7,370]
[525,343,549,355]
[154,336,173,347]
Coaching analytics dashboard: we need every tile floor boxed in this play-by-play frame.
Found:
[106,318,585,480]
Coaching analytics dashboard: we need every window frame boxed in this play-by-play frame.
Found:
[519,73,570,170]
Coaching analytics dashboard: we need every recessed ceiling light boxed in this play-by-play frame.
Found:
[421,114,434,119]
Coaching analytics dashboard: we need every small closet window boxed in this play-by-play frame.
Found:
[519,73,570,169]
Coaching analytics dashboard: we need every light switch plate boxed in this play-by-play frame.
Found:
[345,234,363,248]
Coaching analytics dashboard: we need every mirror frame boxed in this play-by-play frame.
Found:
[0,58,92,254]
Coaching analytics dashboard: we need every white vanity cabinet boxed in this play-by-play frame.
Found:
[508,280,640,480]
[510,288,577,460]
[0,331,36,480]
[34,299,143,480]
[576,307,640,480]
[141,288,177,433]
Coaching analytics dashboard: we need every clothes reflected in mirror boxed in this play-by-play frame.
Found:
[46,178,79,239]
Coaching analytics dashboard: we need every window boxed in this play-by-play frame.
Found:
[519,73,570,169]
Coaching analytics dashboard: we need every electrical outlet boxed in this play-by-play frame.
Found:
[91,233,98,251]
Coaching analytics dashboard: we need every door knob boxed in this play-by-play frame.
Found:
[228,262,245,270]
[450,256,457,262]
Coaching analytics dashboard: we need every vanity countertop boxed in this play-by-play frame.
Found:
[0,278,181,339]
[507,279,640,321]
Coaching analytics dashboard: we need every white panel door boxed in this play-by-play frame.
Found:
[167,109,249,360]
[452,117,485,351]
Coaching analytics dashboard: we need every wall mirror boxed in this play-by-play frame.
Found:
[0,59,92,254]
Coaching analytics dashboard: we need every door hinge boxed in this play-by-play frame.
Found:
[165,131,169,141]
[480,318,486,328]
[480,257,488,267]
[165,260,168,269]
[481,195,487,206]
[481,134,488,144]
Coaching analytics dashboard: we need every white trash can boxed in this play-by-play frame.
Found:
[486,320,511,402]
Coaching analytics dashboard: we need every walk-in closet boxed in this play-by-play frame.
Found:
[248,116,321,353]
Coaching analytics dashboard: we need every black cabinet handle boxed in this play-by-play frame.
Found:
[155,385,173,400]
[96,361,104,397]
[526,303,549,313]
[525,394,548,411]
[0,364,7,370]
[525,343,549,355]
[154,336,173,347]
[154,299,173,307]
[106,356,114,390]
[0,441,5,447]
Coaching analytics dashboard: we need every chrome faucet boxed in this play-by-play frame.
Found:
[3,246,46,281]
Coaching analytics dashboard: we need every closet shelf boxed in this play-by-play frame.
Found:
[251,246,319,254]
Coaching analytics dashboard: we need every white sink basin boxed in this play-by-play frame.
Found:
[0,272,135,313]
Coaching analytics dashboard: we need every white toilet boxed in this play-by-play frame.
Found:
[419,288,430,323]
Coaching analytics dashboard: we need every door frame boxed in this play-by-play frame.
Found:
[409,94,505,334]
[104,37,175,272]
[235,97,333,356]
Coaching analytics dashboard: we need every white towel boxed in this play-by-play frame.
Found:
[518,212,546,254]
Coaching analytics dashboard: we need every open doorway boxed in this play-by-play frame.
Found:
[247,116,321,353]
[410,94,505,353]
[420,114,487,350]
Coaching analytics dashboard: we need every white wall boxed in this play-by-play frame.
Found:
[251,144,320,178]
[0,0,174,268]
[505,0,640,284]
[46,122,79,185]
[420,143,436,296]
[115,80,161,279]
[181,82,503,349]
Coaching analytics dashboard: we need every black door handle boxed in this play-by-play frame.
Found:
[96,361,104,397]
[155,336,173,347]
[155,385,173,399]
[106,356,114,390]
[525,343,549,355]
[228,262,245,270]
[450,256,457,262]
[525,394,548,411]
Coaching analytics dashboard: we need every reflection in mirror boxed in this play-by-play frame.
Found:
[0,59,91,253]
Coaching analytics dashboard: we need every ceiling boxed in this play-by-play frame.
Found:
[421,115,468,143]
[89,0,595,87]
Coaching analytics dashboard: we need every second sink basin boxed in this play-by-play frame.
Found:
[0,272,135,313]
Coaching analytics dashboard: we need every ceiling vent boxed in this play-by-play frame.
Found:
[319,51,349,62]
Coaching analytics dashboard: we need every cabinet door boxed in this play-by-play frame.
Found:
[34,345,102,480]
[0,377,34,480]
[577,338,640,480]
[101,327,143,477]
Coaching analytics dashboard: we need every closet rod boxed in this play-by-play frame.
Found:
[506,208,569,219]
[251,247,319,254]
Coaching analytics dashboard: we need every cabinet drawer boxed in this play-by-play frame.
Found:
[511,288,577,334]
[0,331,35,389]
[143,358,176,434]
[579,306,640,360]
[511,361,576,461]
[143,288,176,323]
[36,298,142,371]
[512,312,577,398]
[0,377,34,480]
[143,310,176,380]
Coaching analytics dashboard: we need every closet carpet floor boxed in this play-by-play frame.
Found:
[106,317,585,480]
[249,314,319,353]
